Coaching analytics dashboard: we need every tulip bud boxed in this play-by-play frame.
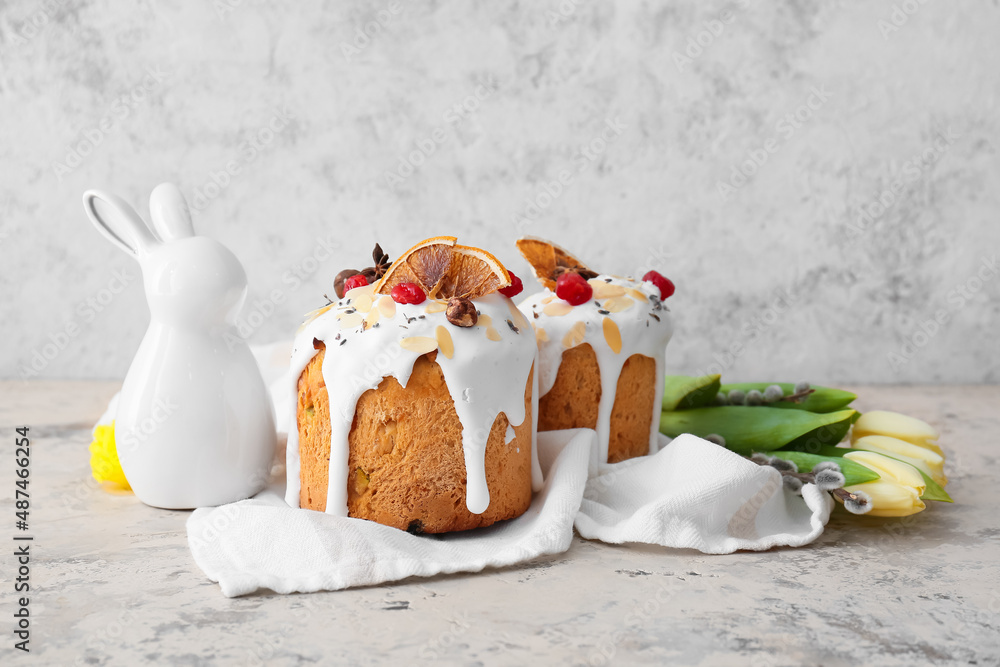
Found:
[851,435,947,487]
[841,450,927,517]
[851,410,942,455]
[844,451,926,496]
[841,480,925,518]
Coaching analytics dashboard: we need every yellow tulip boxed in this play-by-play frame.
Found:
[844,450,925,495]
[851,410,942,455]
[851,434,947,486]
[841,450,926,517]
[89,422,132,492]
[842,480,926,517]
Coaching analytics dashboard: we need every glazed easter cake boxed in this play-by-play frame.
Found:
[515,238,674,464]
[286,237,539,534]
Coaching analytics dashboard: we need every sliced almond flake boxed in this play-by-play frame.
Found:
[365,307,382,330]
[541,295,555,304]
[601,296,635,313]
[425,300,448,314]
[352,293,374,313]
[377,295,397,318]
[476,313,493,327]
[486,327,502,342]
[399,336,438,354]
[435,325,454,359]
[589,279,625,299]
[543,301,574,317]
[338,312,364,329]
[303,303,335,322]
[625,287,648,302]
[602,316,622,354]
[534,325,549,343]
[562,321,586,348]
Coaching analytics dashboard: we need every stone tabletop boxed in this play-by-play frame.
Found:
[2,382,997,666]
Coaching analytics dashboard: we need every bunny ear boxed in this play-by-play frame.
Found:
[82,189,159,257]
[149,182,195,242]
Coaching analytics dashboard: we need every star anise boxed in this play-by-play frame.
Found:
[372,243,391,278]
[360,243,392,282]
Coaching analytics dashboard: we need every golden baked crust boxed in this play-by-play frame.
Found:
[296,344,533,533]
[537,343,655,463]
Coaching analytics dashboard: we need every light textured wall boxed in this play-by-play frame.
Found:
[2,0,998,383]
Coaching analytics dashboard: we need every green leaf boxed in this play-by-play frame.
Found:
[765,451,880,486]
[783,410,859,452]
[659,407,859,455]
[719,382,856,413]
[779,445,953,502]
[662,374,722,411]
[915,468,953,502]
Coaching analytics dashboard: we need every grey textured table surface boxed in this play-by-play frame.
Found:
[2,382,997,666]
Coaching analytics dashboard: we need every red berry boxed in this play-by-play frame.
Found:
[390,282,426,305]
[642,270,675,299]
[555,272,593,306]
[344,274,369,292]
[498,271,524,298]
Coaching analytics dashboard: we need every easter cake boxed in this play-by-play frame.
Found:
[515,238,674,464]
[286,237,539,533]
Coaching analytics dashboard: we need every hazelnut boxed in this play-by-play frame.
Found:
[334,269,361,299]
[446,297,478,327]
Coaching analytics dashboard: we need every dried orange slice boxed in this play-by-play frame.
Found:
[374,236,510,300]
[515,236,595,290]
[373,236,457,296]
[438,245,510,299]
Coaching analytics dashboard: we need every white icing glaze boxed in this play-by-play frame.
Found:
[518,275,674,464]
[285,285,538,516]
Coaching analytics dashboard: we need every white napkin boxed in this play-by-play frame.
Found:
[96,342,834,597]
[187,429,591,597]
[185,430,831,597]
[577,434,833,553]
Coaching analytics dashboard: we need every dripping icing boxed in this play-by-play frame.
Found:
[285,285,539,516]
[518,275,673,465]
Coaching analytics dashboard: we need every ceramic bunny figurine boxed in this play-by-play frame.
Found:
[82,183,276,509]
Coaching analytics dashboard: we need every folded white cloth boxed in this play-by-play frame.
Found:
[186,430,831,597]
[99,342,834,597]
[577,434,832,554]
[187,429,591,597]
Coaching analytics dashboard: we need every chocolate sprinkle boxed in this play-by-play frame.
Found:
[506,319,519,333]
